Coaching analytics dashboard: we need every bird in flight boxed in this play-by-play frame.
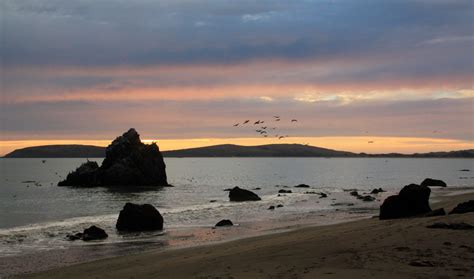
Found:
[291,119,298,122]
[254,120,261,125]
[275,118,281,122]
[233,123,239,127]
[243,120,250,124]
[273,116,280,118]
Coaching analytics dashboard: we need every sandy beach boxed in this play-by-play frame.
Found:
[18,192,473,279]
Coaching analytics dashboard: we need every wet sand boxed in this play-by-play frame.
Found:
[19,192,474,279]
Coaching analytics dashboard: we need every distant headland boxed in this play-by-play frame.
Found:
[4,144,474,158]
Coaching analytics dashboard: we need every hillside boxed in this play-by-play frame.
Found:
[3,144,474,158]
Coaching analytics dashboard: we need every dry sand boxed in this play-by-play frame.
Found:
[20,193,474,279]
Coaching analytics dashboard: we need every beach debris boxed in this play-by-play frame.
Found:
[294,184,310,188]
[449,200,474,214]
[58,128,168,187]
[268,205,275,210]
[379,184,432,220]
[116,203,164,231]
[215,219,233,227]
[278,189,292,194]
[67,225,108,241]
[420,178,447,187]
[229,187,261,202]
[426,222,474,230]
[370,188,385,194]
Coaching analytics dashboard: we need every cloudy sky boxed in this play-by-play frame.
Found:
[1,0,473,154]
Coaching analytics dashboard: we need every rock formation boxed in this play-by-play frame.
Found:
[379,184,432,220]
[116,203,164,231]
[58,128,168,187]
[449,200,474,214]
[215,219,233,227]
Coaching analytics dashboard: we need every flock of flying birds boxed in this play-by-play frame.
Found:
[233,116,298,140]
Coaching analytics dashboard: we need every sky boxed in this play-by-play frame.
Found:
[1,0,473,155]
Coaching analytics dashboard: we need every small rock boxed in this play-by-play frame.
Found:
[82,226,108,241]
[422,208,446,217]
[449,200,474,214]
[252,187,261,190]
[420,178,447,187]
[305,191,317,194]
[268,205,275,210]
[276,204,284,208]
[116,203,164,231]
[426,222,473,230]
[278,189,292,194]
[319,193,328,198]
[409,260,435,267]
[358,195,375,202]
[370,188,385,194]
[215,219,233,227]
[209,200,217,203]
[350,191,359,196]
[66,233,83,241]
[229,187,261,202]
[459,169,470,172]
[294,184,310,188]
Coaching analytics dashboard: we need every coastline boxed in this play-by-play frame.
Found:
[15,190,474,279]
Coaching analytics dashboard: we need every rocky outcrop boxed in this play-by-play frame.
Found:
[229,187,261,202]
[449,200,474,214]
[379,184,432,220]
[215,219,233,227]
[58,129,168,187]
[370,188,385,194]
[116,203,164,231]
[420,178,447,187]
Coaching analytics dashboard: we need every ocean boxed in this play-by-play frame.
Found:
[0,157,473,275]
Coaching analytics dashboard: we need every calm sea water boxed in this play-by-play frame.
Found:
[0,157,473,258]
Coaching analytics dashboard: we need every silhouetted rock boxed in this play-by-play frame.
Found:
[319,193,328,198]
[229,187,261,202]
[379,184,432,220]
[278,189,292,194]
[294,184,310,188]
[215,219,233,227]
[423,208,446,217]
[276,204,284,208]
[449,200,474,214]
[58,129,168,187]
[116,203,164,231]
[370,188,385,194]
[427,222,473,230]
[83,226,108,241]
[420,178,447,187]
[268,205,275,210]
[58,161,99,187]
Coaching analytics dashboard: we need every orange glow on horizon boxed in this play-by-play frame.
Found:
[1,136,473,157]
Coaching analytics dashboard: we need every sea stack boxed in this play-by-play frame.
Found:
[58,128,168,187]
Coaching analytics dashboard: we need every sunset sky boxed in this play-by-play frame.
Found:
[1,0,473,155]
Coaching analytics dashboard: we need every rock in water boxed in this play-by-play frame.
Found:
[116,203,164,231]
[215,219,233,227]
[58,128,168,187]
[420,178,447,187]
[229,187,261,202]
[449,200,474,214]
[379,184,432,220]
[82,226,108,241]
[58,161,99,186]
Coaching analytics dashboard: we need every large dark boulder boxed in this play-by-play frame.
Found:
[83,225,108,241]
[58,129,168,187]
[379,184,432,220]
[449,200,474,214]
[116,203,164,231]
[229,187,261,202]
[420,178,447,187]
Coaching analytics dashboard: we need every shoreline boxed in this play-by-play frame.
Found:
[13,190,474,278]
